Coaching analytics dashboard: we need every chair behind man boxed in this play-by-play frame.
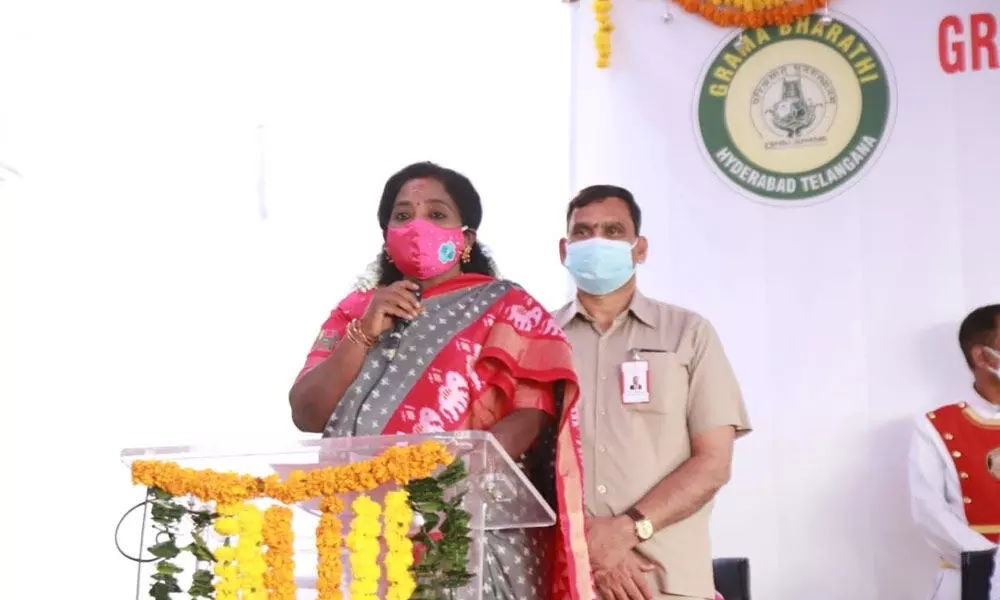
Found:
[713,557,750,600]
[962,549,996,600]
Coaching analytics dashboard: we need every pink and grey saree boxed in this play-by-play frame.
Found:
[298,273,593,599]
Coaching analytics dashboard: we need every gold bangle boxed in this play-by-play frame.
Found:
[345,319,377,349]
[344,320,364,347]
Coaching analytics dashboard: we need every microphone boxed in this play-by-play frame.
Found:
[383,280,423,360]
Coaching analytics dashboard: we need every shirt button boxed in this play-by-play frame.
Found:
[601,375,607,381]
[599,445,607,453]
[597,484,607,494]
[599,408,607,416]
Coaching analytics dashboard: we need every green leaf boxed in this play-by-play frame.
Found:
[190,510,216,530]
[412,500,448,512]
[411,563,437,576]
[437,461,467,487]
[149,487,173,501]
[191,570,213,585]
[189,569,215,598]
[184,536,215,563]
[447,491,467,508]
[151,501,186,525]
[406,457,472,598]
[421,512,441,532]
[150,578,181,600]
[155,561,183,575]
[147,540,181,560]
[406,478,442,503]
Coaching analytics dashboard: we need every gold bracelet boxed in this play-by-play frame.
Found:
[345,319,377,349]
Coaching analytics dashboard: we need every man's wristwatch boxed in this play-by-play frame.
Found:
[625,507,654,541]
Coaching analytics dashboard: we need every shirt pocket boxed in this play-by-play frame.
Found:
[627,350,689,414]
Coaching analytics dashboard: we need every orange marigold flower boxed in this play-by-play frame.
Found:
[130,441,452,505]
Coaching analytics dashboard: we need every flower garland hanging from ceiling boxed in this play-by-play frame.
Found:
[675,0,830,28]
[592,0,831,68]
[593,0,613,68]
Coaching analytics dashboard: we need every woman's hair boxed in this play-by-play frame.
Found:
[371,161,499,287]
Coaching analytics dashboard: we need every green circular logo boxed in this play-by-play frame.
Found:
[695,14,894,205]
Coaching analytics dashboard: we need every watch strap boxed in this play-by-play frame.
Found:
[625,507,647,523]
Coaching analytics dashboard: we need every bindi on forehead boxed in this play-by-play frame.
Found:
[396,179,456,213]
[402,177,438,193]
[399,178,445,201]
[404,179,430,193]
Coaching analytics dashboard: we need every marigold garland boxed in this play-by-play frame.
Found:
[593,0,613,68]
[316,495,345,600]
[127,441,463,600]
[213,504,241,600]
[263,506,296,600]
[674,0,830,28]
[131,440,454,505]
[235,504,266,600]
[384,490,416,600]
[346,495,383,600]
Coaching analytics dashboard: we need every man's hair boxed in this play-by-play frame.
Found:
[958,304,1000,368]
[565,185,642,235]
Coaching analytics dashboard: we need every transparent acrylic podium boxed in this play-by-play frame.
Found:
[119,431,556,599]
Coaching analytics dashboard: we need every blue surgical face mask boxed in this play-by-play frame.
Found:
[564,237,637,296]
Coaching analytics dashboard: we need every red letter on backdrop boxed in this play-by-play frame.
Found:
[939,16,965,73]
[969,13,999,71]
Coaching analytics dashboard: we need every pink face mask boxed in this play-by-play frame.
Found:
[385,219,466,280]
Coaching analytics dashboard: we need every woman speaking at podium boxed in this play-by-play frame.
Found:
[288,162,593,600]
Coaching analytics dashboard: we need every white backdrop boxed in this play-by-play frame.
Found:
[2,1,570,597]
[570,0,1000,598]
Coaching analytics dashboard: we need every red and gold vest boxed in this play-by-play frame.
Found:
[927,402,1000,543]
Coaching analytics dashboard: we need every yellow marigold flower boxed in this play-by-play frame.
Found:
[237,545,264,563]
[214,517,239,536]
[215,545,237,562]
[350,578,379,595]
[353,495,381,516]
[214,563,238,579]
[346,495,382,599]
[384,489,416,598]
[386,560,411,581]
[387,579,417,600]
[240,560,267,577]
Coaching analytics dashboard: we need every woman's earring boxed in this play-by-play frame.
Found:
[461,245,472,264]
[384,246,393,264]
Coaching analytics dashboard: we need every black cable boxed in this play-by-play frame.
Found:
[115,495,159,564]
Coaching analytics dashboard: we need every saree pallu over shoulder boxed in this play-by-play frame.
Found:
[316,275,594,599]
[323,277,517,438]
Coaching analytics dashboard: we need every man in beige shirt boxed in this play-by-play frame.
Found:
[553,185,751,600]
